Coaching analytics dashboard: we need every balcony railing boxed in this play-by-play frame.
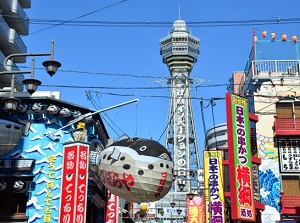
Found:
[241,59,300,94]
[281,194,300,215]
[273,117,300,136]
[254,60,300,78]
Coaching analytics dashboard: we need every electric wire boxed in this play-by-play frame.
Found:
[4,16,300,28]
[157,82,189,142]
[22,0,128,36]
[86,90,126,138]
[210,98,219,149]
[200,98,207,149]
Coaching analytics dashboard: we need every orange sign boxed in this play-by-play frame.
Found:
[187,195,204,223]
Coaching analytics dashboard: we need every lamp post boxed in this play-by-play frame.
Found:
[1,40,61,113]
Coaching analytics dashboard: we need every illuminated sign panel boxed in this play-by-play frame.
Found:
[59,142,89,223]
[187,195,204,223]
[226,93,255,221]
[203,150,225,223]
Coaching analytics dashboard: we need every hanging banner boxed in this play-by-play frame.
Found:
[75,145,89,222]
[105,191,119,223]
[186,195,204,223]
[59,142,89,223]
[226,93,256,222]
[203,150,225,223]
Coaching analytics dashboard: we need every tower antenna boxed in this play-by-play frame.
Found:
[178,4,180,19]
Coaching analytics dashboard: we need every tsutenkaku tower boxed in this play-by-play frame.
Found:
[160,20,201,192]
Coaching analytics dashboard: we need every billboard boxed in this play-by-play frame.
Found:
[226,93,255,221]
[59,142,89,223]
[187,195,204,223]
[203,150,225,223]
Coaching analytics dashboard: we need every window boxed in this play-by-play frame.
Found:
[0,177,30,220]
[276,102,293,118]
[281,175,300,196]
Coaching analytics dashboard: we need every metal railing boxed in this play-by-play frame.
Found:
[253,60,300,77]
[241,59,300,94]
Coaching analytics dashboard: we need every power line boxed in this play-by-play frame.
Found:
[3,15,300,28]
[24,0,128,36]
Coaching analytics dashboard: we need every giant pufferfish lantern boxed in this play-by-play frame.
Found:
[97,137,174,203]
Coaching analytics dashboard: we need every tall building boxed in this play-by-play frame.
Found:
[136,19,203,223]
[0,0,30,91]
[160,19,201,192]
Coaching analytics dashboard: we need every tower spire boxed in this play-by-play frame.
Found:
[159,20,201,192]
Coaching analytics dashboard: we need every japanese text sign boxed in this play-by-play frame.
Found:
[105,191,119,223]
[203,150,225,223]
[226,93,255,221]
[59,142,89,223]
[187,195,204,223]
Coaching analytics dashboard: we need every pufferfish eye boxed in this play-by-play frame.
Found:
[138,170,144,175]
[148,164,154,170]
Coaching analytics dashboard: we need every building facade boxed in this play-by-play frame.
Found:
[229,31,300,222]
[0,0,30,91]
[0,91,109,223]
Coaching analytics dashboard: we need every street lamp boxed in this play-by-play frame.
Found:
[177,180,197,200]
[178,182,185,191]
[176,208,182,215]
[158,208,164,216]
[1,39,61,113]
[170,201,176,208]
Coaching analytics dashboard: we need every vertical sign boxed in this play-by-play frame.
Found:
[75,145,89,222]
[175,86,188,189]
[187,195,204,223]
[59,142,89,223]
[59,144,77,223]
[105,191,119,223]
[44,155,57,222]
[226,93,256,221]
[203,150,225,223]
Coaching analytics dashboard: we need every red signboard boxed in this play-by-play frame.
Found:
[75,145,89,222]
[59,142,89,223]
[187,195,204,223]
[105,191,119,223]
[59,144,77,223]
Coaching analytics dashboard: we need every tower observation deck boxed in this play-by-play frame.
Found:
[160,20,201,192]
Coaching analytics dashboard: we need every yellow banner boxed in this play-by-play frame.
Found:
[203,150,225,223]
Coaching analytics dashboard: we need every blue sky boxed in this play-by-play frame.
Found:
[23,0,300,152]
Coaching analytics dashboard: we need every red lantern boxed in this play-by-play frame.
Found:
[261,30,267,38]
[271,32,276,40]
[292,35,297,43]
[281,34,287,41]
